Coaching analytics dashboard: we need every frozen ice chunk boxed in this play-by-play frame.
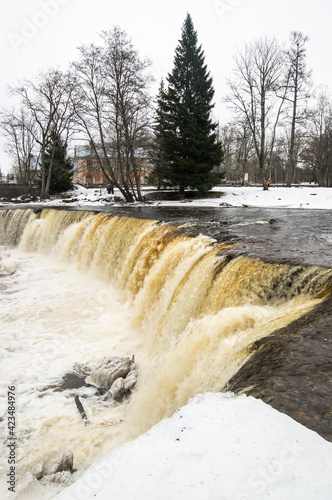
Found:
[85,356,133,389]
[123,367,139,392]
[109,377,125,399]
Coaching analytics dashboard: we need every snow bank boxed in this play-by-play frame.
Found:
[2,185,332,209]
[156,186,332,209]
[56,393,332,500]
[216,186,332,209]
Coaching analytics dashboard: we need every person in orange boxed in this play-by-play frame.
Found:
[267,178,271,187]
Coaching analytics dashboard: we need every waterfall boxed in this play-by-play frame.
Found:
[1,208,332,498]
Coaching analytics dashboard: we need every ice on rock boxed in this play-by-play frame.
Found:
[123,366,139,391]
[40,470,75,486]
[85,355,138,400]
[85,356,133,389]
[109,377,125,399]
[41,449,74,477]
[31,462,43,480]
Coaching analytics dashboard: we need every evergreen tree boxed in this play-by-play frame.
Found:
[38,132,73,195]
[157,13,223,194]
[150,79,171,188]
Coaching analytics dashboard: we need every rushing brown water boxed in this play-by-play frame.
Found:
[1,207,332,499]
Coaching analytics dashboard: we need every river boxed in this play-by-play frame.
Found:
[0,206,331,499]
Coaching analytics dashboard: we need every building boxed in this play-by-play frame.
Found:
[72,144,108,187]
[72,143,152,187]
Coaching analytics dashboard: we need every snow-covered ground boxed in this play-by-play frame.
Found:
[213,185,332,209]
[50,184,332,210]
[3,184,332,210]
[56,392,332,500]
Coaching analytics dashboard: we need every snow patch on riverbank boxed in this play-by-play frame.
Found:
[56,392,332,500]
[1,185,332,210]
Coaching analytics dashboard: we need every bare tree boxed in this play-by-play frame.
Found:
[301,90,332,186]
[226,37,288,189]
[10,69,77,198]
[0,108,38,193]
[233,121,254,184]
[218,125,236,179]
[285,32,311,186]
[72,27,153,202]
[219,122,254,184]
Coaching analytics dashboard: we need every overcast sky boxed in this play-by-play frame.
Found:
[1,0,331,174]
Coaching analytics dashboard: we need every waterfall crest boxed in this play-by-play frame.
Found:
[2,208,330,306]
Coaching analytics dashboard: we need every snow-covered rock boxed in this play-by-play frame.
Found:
[41,449,74,478]
[85,355,138,400]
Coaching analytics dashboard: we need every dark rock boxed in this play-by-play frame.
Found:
[225,293,332,442]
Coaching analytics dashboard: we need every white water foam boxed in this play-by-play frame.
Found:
[0,246,145,499]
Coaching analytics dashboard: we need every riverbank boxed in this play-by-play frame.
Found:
[1,184,332,210]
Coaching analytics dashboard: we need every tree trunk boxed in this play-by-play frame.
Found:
[40,149,46,199]
[287,85,298,187]
[44,143,56,198]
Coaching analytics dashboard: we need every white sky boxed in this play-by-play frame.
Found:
[1,0,332,174]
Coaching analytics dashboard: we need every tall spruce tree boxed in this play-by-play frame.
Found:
[38,131,73,195]
[150,79,170,188]
[156,13,223,194]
